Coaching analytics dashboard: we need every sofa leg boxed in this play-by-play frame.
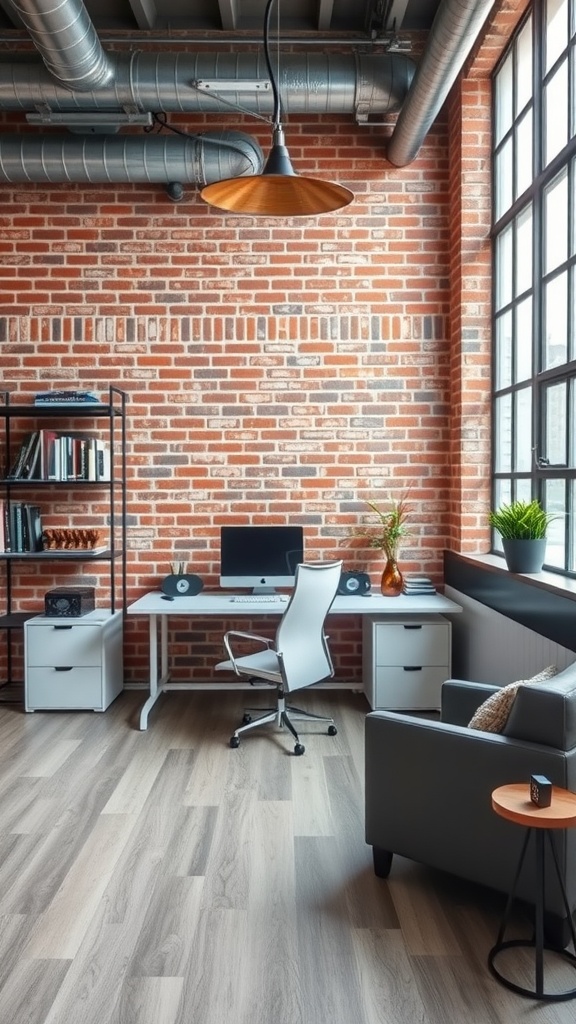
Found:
[372,847,393,878]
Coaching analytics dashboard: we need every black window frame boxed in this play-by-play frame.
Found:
[492,0,576,576]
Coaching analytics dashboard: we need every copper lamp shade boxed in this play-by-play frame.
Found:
[200,0,354,217]
[201,127,354,216]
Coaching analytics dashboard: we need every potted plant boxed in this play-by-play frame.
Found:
[489,498,557,573]
[357,494,412,596]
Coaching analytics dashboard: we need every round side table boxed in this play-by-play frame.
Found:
[489,782,576,1001]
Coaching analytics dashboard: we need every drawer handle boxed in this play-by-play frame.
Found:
[403,666,423,672]
[53,625,73,631]
[402,624,422,630]
[54,666,73,672]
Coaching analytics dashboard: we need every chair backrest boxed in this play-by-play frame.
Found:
[274,560,342,693]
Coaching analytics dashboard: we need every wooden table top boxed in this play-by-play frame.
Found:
[492,783,576,829]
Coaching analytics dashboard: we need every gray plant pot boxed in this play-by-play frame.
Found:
[502,538,546,574]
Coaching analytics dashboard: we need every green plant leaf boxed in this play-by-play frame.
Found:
[488,499,557,539]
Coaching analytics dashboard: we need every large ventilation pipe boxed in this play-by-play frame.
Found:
[0,51,415,118]
[0,131,264,184]
[387,0,497,167]
[2,0,113,92]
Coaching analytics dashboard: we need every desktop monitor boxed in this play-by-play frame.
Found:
[220,525,304,594]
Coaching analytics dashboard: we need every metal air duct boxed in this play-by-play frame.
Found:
[387,0,497,166]
[0,131,264,184]
[2,0,113,92]
[0,51,415,118]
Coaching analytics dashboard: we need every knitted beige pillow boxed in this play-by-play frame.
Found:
[468,665,558,733]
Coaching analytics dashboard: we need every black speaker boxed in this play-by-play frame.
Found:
[45,586,95,617]
[337,570,371,596]
[161,573,204,597]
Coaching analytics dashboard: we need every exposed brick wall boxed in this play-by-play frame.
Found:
[0,9,521,687]
[445,0,532,554]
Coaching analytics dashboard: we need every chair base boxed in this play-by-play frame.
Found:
[229,694,337,755]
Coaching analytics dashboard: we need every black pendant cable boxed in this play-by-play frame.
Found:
[200,0,354,216]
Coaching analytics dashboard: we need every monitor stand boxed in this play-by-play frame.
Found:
[252,586,277,595]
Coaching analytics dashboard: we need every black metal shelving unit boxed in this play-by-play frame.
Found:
[0,385,127,691]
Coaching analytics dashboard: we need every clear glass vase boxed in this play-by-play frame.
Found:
[380,557,403,597]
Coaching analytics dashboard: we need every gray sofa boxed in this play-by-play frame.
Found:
[365,661,576,946]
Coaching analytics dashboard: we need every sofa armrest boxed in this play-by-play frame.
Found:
[441,679,500,725]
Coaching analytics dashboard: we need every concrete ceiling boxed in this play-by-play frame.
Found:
[0,0,442,37]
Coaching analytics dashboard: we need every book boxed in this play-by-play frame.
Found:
[25,433,41,479]
[34,389,100,405]
[24,505,43,552]
[7,432,37,479]
[402,573,436,595]
[12,502,24,552]
[96,439,111,481]
[2,501,9,551]
[40,429,59,479]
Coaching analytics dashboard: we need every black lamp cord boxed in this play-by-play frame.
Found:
[263,0,283,131]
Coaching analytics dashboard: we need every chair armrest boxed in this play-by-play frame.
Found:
[223,630,274,663]
[441,679,500,725]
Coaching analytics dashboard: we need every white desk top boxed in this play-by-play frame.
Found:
[127,590,463,616]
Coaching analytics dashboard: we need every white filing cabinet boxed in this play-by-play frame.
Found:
[362,613,451,710]
[24,610,123,712]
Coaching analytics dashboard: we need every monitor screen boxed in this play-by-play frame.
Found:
[220,525,304,593]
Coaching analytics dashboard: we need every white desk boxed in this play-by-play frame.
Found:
[127,589,462,730]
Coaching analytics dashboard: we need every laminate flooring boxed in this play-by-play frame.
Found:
[0,688,574,1023]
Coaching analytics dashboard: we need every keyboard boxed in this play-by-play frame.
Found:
[230,594,289,603]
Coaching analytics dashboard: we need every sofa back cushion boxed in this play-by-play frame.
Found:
[468,665,557,733]
[503,661,576,749]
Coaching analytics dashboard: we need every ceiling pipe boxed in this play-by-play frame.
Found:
[0,51,415,118]
[0,130,264,184]
[1,0,113,91]
[387,0,497,167]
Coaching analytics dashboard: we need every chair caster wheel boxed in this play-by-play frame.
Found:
[294,743,305,756]
[328,725,337,736]
[230,736,240,748]
[242,713,252,725]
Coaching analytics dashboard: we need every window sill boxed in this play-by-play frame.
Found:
[444,550,576,652]
[454,551,576,604]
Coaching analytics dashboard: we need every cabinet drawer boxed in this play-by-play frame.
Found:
[26,623,103,667]
[26,667,102,709]
[372,622,449,666]
[372,666,448,710]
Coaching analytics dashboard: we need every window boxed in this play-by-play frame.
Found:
[492,0,576,573]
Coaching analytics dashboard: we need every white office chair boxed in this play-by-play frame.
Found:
[215,560,343,755]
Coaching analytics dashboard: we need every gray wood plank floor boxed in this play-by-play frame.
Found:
[0,688,574,1023]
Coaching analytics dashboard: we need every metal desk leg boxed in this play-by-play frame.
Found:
[139,613,168,730]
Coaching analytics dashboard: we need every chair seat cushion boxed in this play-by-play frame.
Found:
[215,648,282,683]
[468,664,557,733]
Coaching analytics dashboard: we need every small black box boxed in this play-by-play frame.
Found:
[530,774,552,808]
[44,587,95,618]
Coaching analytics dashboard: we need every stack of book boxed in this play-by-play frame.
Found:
[402,573,436,595]
[34,390,100,406]
[0,502,43,553]
[8,430,110,481]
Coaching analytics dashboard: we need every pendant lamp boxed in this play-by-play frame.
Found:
[200,0,354,217]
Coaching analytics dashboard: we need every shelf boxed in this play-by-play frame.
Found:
[0,403,120,419]
[0,612,35,629]
[0,385,127,637]
[0,548,115,561]
[1,478,117,486]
